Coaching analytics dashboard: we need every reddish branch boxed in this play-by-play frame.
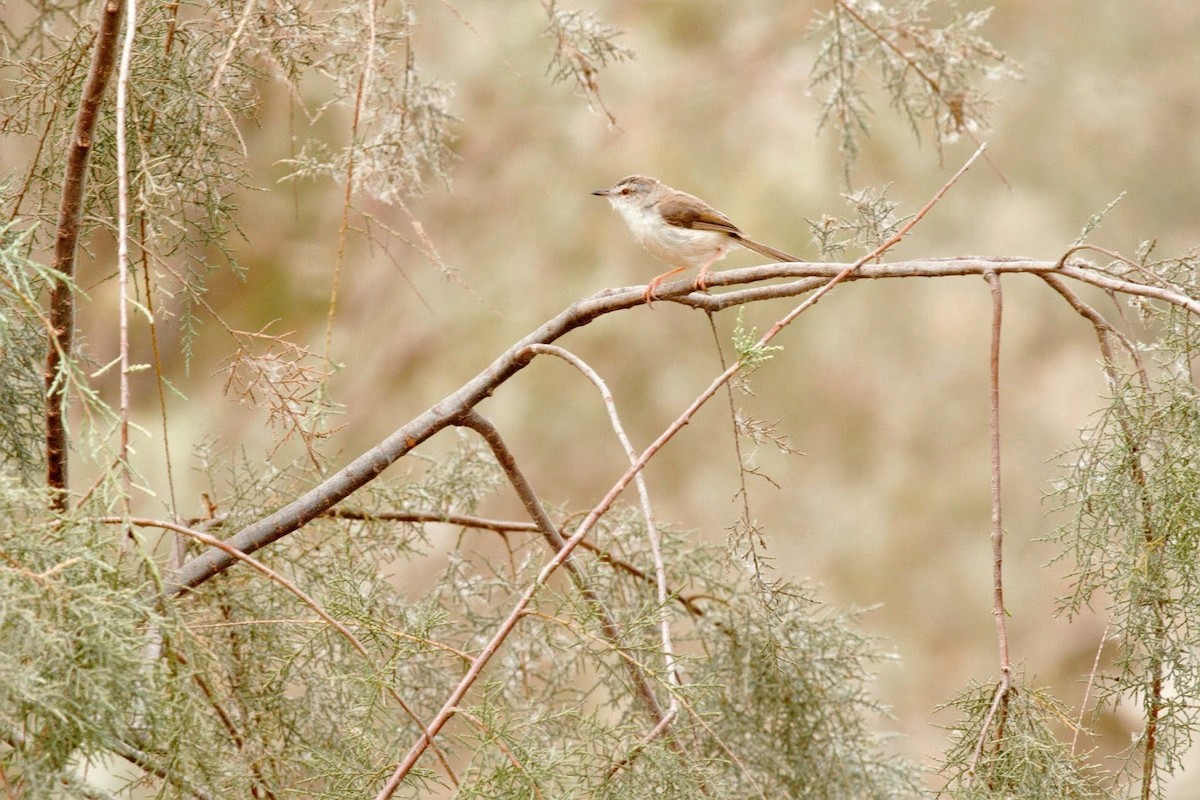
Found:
[45,0,125,509]
[987,270,1011,689]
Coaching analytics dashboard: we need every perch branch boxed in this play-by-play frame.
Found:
[166,232,1200,596]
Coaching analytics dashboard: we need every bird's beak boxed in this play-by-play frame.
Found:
[591,187,612,197]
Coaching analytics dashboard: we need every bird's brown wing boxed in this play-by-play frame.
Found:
[657,193,743,235]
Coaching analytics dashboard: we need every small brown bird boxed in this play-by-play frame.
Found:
[592,175,802,303]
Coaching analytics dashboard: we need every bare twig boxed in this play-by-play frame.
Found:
[521,344,681,690]
[45,0,125,508]
[1073,617,1112,756]
[324,508,541,533]
[520,343,684,766]
[986,270,1010,684]
[1039,274,1147,386]
[114,0,138,539]
[325,0,378,359]
[967,271,1011,783]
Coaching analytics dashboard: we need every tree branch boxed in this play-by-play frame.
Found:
[45,0,125,509]
[166,250,1200,597]
[968,271,1011,784]
[454,410,674,728]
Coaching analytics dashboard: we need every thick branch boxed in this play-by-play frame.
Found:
[166,255,1200,596]
[45,0,125,508]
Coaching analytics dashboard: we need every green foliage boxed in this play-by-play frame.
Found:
[936,678,1110,799]
[542,0,634,123]
[0,436,919,797]
[0,223,49,481]
[731,307,782,371]
[2,1,1199,798]
[691,594,917,798]
[809,0,1019,180]
[807,184,904,259]
[1050,251,1200,796]
[0,479,166,792]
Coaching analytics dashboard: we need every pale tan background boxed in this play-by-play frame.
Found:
[48,0,1200,792]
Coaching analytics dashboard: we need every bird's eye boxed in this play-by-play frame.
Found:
[620,187,631,195]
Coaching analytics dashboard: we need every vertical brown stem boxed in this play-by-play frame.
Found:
[45,0,125,509]
[984,271,1011,745]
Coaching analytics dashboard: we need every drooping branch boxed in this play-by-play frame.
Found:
[45,0,125,509]
[968,271,1012,784]
[166,255,1200,597]
[454,411,676,736]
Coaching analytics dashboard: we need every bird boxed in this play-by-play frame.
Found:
[591,175,802,304]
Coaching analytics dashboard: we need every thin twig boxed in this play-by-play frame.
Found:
[325,0,378,360]
[832,0,1009,186]
[323,507,706,615]
[1039,273,1152,398]
[1038,277,1164,786]
[325,508,541,532]
[966,271,1011,784]
[1073,617,1112,755]
[452,708,547,800]
[521,344,681,690]
[114,0,137,540]
[194,0,257,167]
[520,343,686,770]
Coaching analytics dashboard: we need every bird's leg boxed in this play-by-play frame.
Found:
[644,266,688,305]
[693,253,724,293]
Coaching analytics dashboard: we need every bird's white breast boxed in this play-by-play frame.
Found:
[611,201,731,269]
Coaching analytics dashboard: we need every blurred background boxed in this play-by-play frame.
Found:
[31,0,1200,792]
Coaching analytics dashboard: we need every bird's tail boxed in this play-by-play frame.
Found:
[734,234,803,264]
